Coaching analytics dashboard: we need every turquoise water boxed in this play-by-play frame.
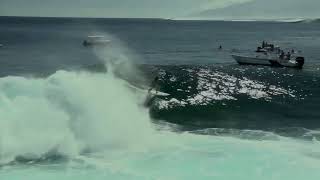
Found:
[1,131,320,179]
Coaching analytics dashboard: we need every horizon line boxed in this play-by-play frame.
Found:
[0,15,318,22]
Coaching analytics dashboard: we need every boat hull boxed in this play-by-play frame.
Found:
[232,55,304,69]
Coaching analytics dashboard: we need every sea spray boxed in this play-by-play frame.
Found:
[91,32,147,86]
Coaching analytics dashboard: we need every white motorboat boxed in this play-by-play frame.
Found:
[232,54,305,69]
[83,36,111,47]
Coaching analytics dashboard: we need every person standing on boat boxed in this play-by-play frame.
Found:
[270,44,274,51]
[256,46,262,52]
[286,52,291,60]
[279,51,285,60]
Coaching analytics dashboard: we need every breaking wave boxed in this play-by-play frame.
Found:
[0,70,156,164]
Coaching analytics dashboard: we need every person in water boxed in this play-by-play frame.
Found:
[218,45,222,50]
[148,76,160,93]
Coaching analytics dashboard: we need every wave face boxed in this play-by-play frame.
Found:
[147,65,320,131]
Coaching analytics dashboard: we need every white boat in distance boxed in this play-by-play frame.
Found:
[83,36,111,46]
[232,54,305,69]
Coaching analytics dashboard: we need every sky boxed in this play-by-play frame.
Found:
[1,0,319,19]
[0,0,251,18]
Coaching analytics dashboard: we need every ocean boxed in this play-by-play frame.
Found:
[0,16,320,179]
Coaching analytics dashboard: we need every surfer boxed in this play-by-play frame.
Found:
[148,76,160,94]
[144,76,160,107]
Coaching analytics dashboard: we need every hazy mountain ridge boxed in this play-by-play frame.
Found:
[295,18,320,23]
[194,0,320,20]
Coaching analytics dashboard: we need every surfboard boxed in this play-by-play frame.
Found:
[126,83,170,97]
[148,89,170,97]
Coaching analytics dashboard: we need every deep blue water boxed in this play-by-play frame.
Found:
[1,17,320,73]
